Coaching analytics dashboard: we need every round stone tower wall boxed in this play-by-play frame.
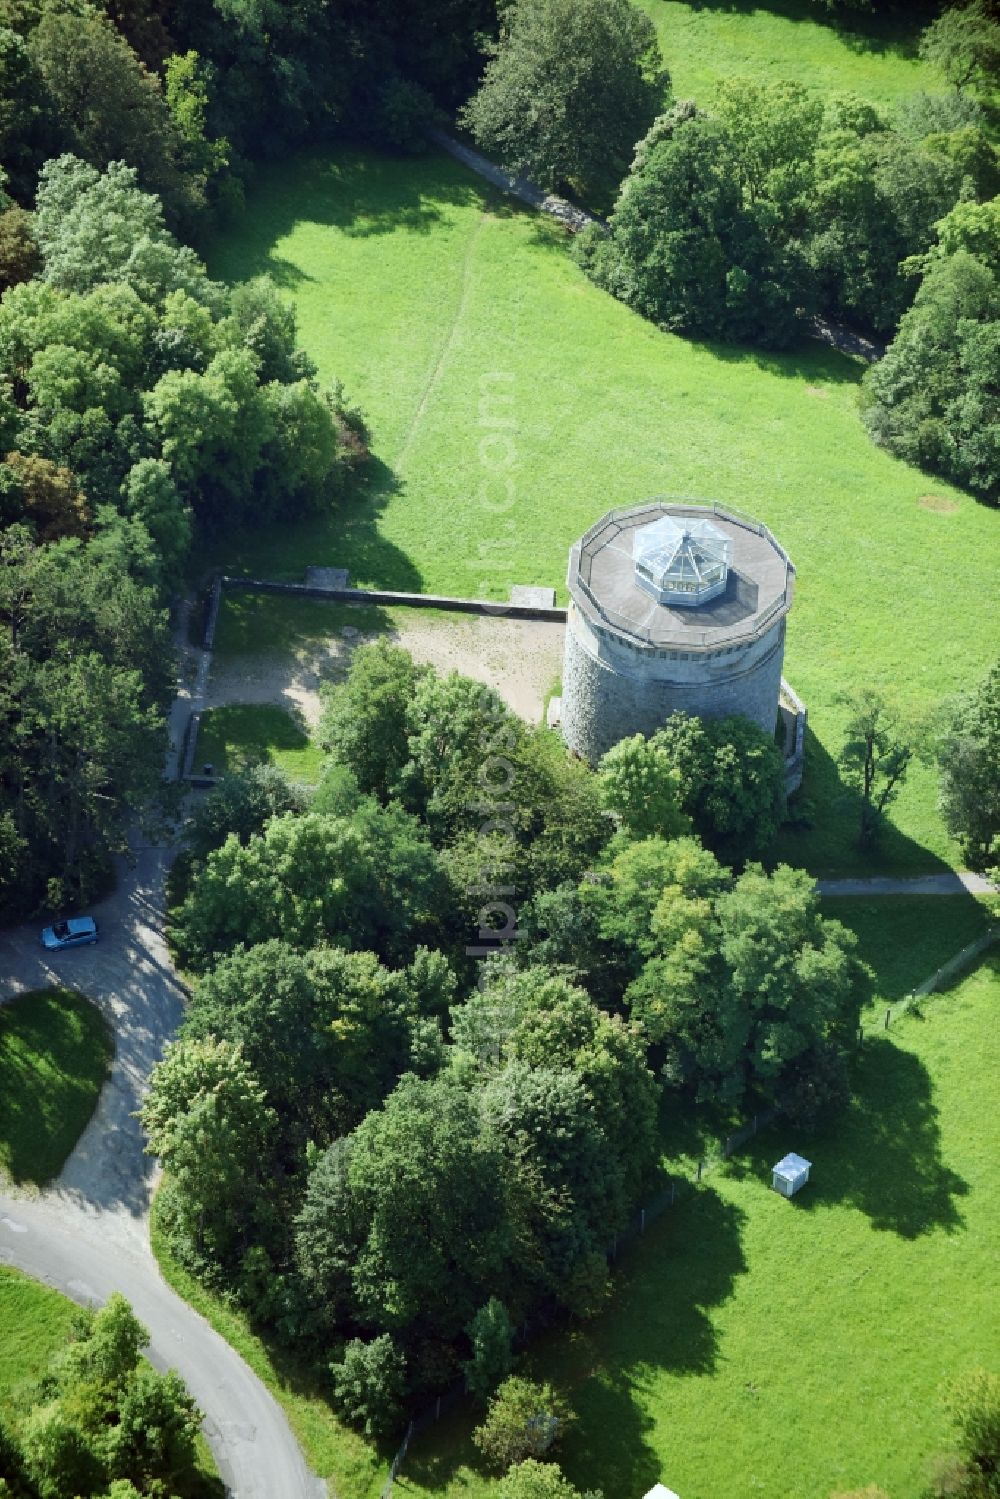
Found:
[561,599,787,765]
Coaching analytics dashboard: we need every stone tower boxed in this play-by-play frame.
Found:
[560,500,796,765]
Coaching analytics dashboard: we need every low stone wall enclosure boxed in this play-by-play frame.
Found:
[187,571,807,793]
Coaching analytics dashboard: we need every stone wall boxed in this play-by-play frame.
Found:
[778,678,807,795]
[221,576,567,623]
[561,601,787,764]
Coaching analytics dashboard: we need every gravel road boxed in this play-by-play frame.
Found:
[0,1196,324,1499]
[0,611,326,1498]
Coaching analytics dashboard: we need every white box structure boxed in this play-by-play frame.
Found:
[772,1152,811,1197]
[643,1486,681,1499]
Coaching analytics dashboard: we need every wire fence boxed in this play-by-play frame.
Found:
[379,928,999,1494]
[857,927,998,1041]
[379,1101,782,1497]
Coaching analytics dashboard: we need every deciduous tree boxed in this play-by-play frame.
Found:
[938,660,1000,869]
[462,0,664,206]
[837,688,914,847]
[474,1377,572,1472]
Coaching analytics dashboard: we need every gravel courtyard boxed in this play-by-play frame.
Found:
[205,607,567,727]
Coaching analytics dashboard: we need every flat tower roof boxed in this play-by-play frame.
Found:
[568,500,794,651]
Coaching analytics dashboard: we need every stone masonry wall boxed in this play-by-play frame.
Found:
[561,602,786,764]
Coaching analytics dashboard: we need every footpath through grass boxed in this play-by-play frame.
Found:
[400,955,1000,1499]
[195,704,324,784]
[205,149,998,874]
[0,988,112,1185]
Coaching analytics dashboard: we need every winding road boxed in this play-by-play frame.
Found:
[1,600,992,1496]
[0,626,325,1498]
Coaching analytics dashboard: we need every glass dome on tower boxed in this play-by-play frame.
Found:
[633,515,731,607]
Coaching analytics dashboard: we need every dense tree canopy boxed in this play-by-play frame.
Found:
[462,0,664,206]
[638,711,787,864]
[577,102,805,347]
[0,522,168,915]
[862,247,1000,502]
[0,152,352,912]
[172,803,455,971]
[587,836,869,1115]
[577,76,992,348]
[183,938,451,1144]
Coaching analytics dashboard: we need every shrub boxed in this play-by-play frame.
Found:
[499,1460,603,1498]
[473,1377,572,1472]
[329,1335,406,1439]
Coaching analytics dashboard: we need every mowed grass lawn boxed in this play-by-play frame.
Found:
[399,956,1000,1499]
[0,1265,78,1393]
[205,148,998,873]
[195,704,325,784]
[826,894,998,1015]
[635,0,935,108]
[0,988,112,1185]
[151,903,998,1499]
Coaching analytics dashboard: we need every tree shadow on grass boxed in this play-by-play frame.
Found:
[731,1037,968,1239]
[0,992,113,1186]
[557,1187,748,1495]
[706,333,867,388]
[682,0,926,61]
[774,720,955,878]
[197,702,310,771]
[827,892,993,1005]
[217,458,425,594]
[402,1188,747,1496]
[204,149,488,287]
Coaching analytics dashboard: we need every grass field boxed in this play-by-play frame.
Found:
[205,147,998,874]
[826,894,997,1014]
[195,704,325,784]
[635,0,936,109]
[399,954,1000,1499]
[0,989,112,1185]
[0,1264,78,1393]
[150,905,998,1499]
[0,1265,223,1496]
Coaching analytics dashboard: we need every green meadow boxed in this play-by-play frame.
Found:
[151,908,998,1499]
[635,0,937,109]
[195,704,325,784]
[0,988,112,1186]
[206,147,998,874]
[400,955,1000,1499]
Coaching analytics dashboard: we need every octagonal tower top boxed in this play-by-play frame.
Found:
[634,515,731,607]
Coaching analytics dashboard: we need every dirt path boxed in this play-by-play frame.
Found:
[206,611,567,727]
[0,611,325,1498]
[395,214,487,474]
[818,872,995,897]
